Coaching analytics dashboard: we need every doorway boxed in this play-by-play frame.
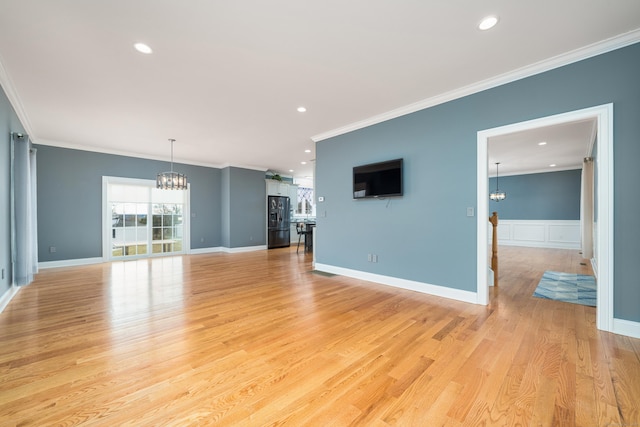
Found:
[476,104,613,332]
[102,176,190,260]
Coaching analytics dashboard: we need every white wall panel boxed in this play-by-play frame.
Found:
[489,220,581,249]
[513,224,546,242]
[548,224,580,243]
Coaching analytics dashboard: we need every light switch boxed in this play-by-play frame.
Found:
[467,207,475,217]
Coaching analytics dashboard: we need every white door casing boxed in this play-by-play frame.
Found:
[476,104,613,333]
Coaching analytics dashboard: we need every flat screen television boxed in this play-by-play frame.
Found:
[353,158,403,199]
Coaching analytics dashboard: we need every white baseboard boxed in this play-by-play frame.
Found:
[0,285,21,313]
[221,245,267,253]
[190,247,223,255]
[193,245,268,254]
[491,220,581,250]
[314,263,479,304]
[612,318,640,339]
[39,257,104,269]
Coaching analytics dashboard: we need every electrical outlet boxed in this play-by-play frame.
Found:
[49,246,56,253]
[367,254,372,262]
[372,254,378,263]
[467,207,475,217]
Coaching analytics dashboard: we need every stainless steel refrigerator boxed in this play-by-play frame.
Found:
[267,195,290,249]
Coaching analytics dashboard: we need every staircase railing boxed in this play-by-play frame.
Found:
[489,212,498,287]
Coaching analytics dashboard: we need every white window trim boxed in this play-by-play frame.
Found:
[292,185,316,218]
[102,176,191,261]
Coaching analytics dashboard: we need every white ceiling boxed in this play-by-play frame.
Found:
[488,118,596,177]
[0,1,639,179]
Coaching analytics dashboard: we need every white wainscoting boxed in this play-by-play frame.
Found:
[490,220,581,249]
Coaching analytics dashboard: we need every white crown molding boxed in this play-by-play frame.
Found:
[34,135,267,171]
[0,53,34,135]
[34,137,230,169]
[490,166,582,178]
[1,55,268,172]
[312,29,640,143]
[34,138,270,172]
[219,163,269,172]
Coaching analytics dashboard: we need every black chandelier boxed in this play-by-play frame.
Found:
[156,138,187,190]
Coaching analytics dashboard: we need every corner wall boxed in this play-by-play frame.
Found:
[35,145,222,262]
[315,42,640,323]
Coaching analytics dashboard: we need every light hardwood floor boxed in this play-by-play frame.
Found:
[0,246,638,426]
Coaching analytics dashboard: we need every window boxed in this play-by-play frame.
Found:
[296,186,314,215]
[111,202,149,256]
[151,203,184,254]
[103,177,189,260]
[293,177,314,217]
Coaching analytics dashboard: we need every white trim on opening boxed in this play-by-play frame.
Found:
[477,104,614,333]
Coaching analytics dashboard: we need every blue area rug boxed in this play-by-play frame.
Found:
[533,271,596,307]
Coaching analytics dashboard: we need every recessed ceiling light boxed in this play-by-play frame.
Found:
[297,106,307,113]
[478,16,499,31]
[538,141,547,146]
[301,161,307,165]
[134,43,153,54]
[289,169,294,172]
[304,149,311,153]
[549,164,557,167]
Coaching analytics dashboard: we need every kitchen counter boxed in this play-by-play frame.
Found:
[290,218,316,244]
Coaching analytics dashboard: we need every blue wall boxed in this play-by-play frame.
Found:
[34,145,266,262]
[489,169,581,220]
[315,42,640,322]
[35,145,224,262]
[221,166,267,248]
[221,168,231,248]
[228,167,266,248]
[3,42,640,325]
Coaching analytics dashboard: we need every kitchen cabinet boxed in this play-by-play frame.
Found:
[266,179,290,196]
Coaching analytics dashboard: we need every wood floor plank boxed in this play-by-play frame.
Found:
[0,246,638,425]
